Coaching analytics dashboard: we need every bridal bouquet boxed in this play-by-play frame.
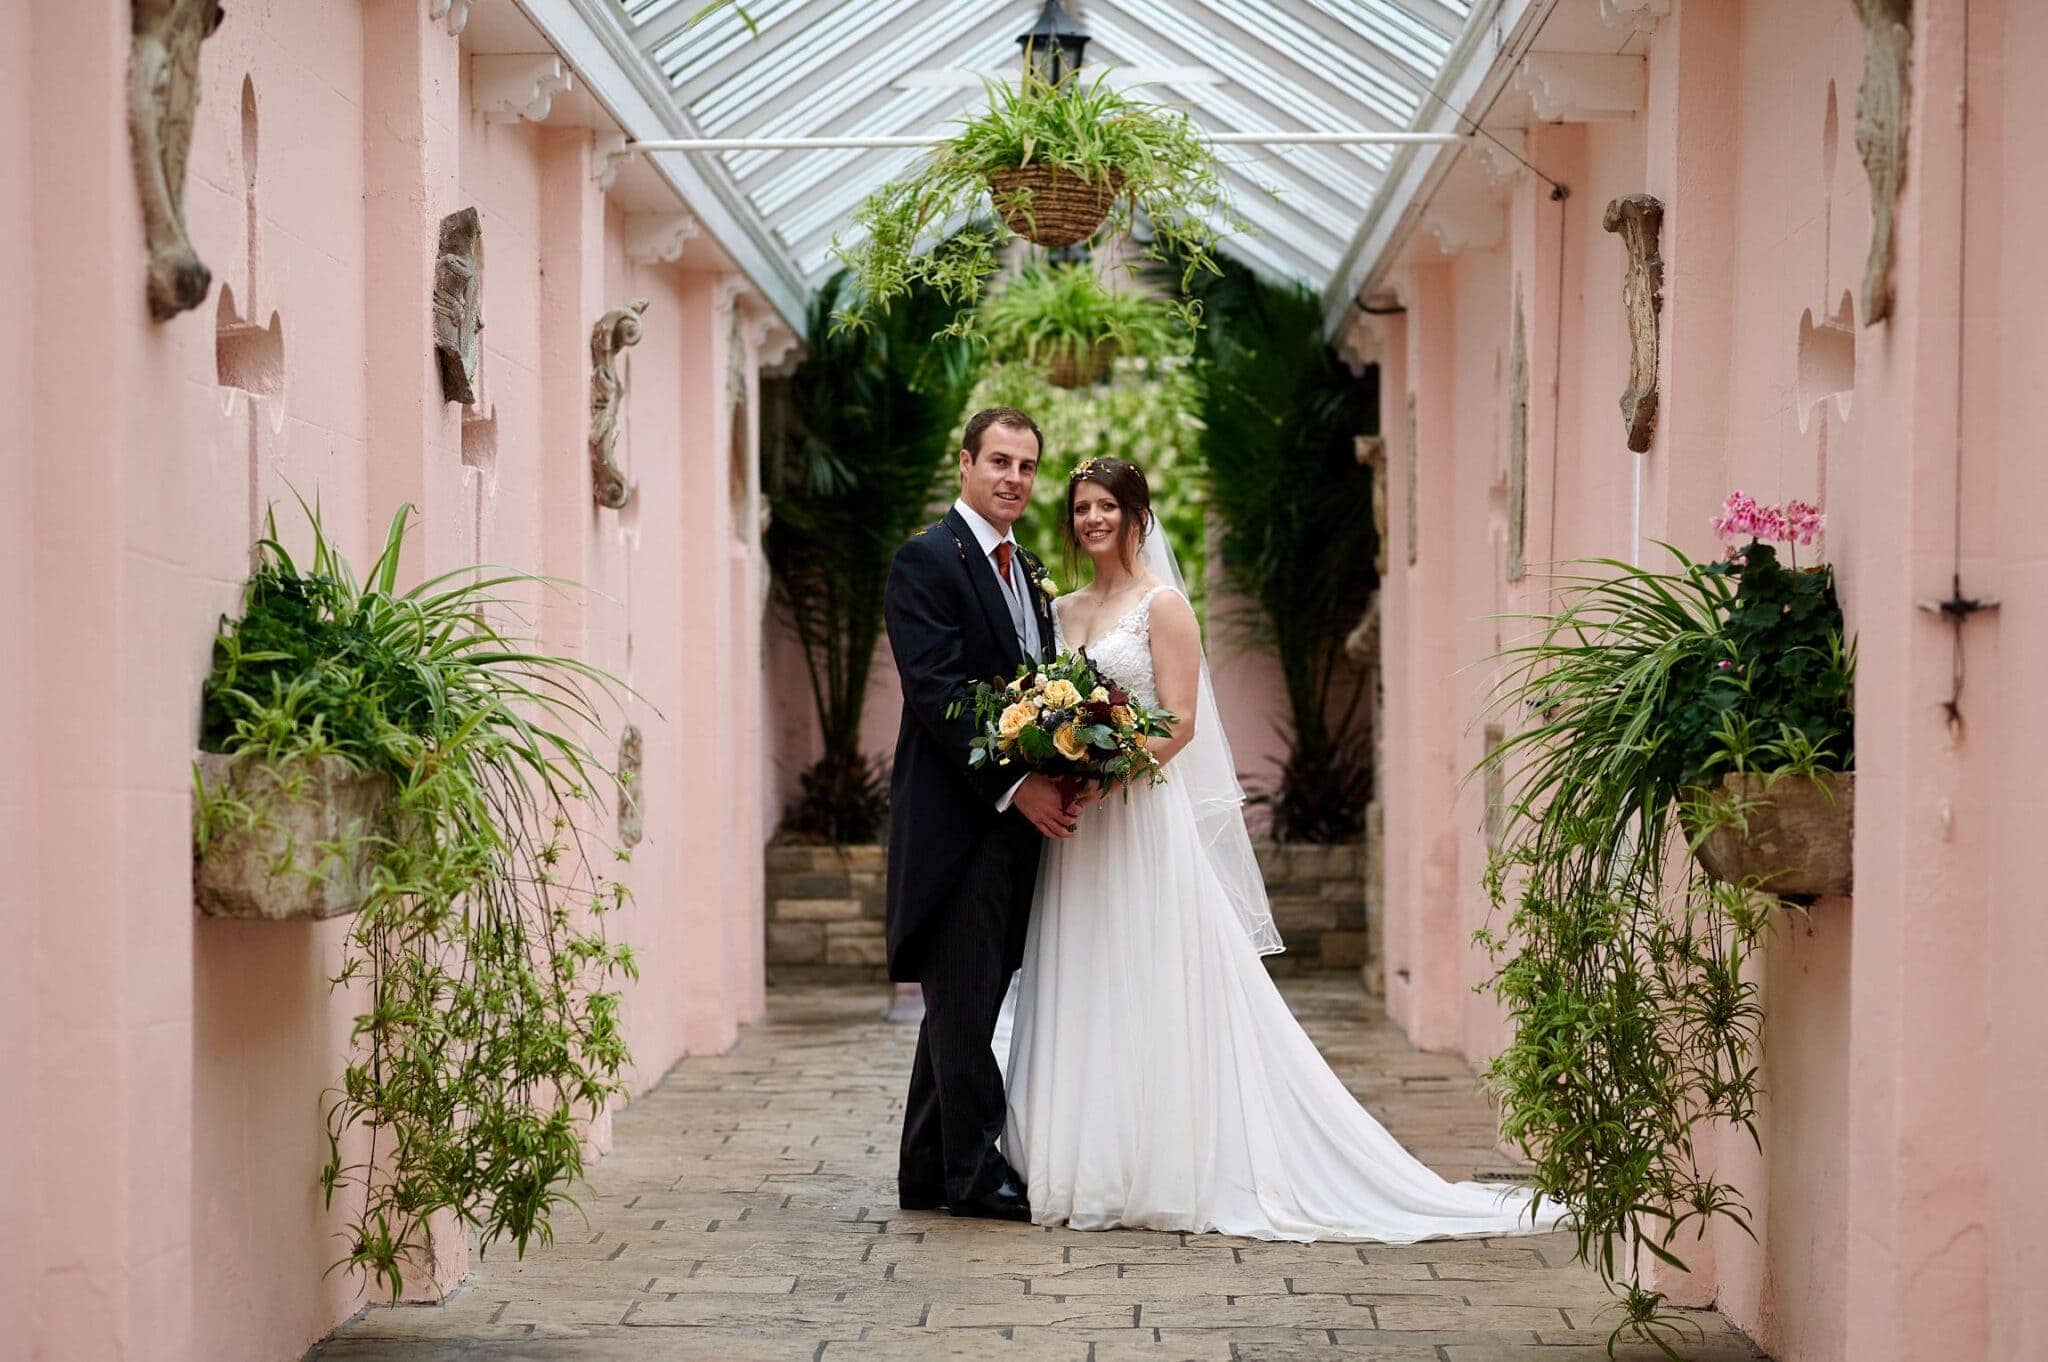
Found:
[950,652,1174,793]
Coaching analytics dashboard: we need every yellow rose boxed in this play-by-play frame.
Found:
[1089,686,1110,703]
[997,700,1039,742]
[1110,705,1134,729]
[1041,679,1082,709]
[1052,723,1088,762]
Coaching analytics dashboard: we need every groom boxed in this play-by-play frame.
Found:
[884,406,1079,1221]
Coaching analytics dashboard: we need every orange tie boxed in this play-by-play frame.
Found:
[994,540,1014,586]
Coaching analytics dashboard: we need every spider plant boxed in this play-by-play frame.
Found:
[981,263,1185,385]
[1470,544,1852,1356]
[764,270,983,842]
[196,498,638,1299]
[832,70,1236,338]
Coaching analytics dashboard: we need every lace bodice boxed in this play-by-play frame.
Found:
[1052,584,1174,709]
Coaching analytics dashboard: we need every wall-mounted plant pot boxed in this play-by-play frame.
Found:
[1044,339,1115,389]
[1691,771,1853,901]
[193,752,391,921]
[986,166,1123,247]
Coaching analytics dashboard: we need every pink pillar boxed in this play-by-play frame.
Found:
[1844,1,1992,1356]
[1392,261,1465,1051]
[672,273,742,1054]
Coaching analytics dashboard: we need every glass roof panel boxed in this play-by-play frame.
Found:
[611,0,1476,295]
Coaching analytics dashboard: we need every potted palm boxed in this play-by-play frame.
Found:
[832,71,1234,338]
[982,264,1181,389]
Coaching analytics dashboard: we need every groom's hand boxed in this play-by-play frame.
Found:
[1013,774,1079,839]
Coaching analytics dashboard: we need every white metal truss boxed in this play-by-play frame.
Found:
[605,0,1478,296]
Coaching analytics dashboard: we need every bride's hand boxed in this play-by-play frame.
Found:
[1013,773,1079,839]
[1067,783,1107,817]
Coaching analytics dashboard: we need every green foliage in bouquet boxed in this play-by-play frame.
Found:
[764,270,983,843]
[1471,538,1854,1356]
[832,71,1237,339]
[981,263,1186,385]
[1188,258,1377,843]
[951,652,1173,793]
[196,500,636,1298]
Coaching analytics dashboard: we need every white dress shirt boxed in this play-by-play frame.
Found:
[953,498,1039,812]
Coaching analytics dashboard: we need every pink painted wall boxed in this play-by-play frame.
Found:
[1368,2,2046,1360]
[7,3,783,1358]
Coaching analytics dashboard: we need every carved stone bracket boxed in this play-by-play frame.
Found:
[1599,0,1670,35]
[590,299,649,510]
[625,212,701,265]
[1515,53,1646,122]
[593,131,631,192]
[1852,0,1911,325]
[429,0,471,36]
[129,0,226,321]
[616,725,645,848]
[473,55,572,124]
[1603,194,1664,453]
[749,316,803,377]
[432,207,484,404]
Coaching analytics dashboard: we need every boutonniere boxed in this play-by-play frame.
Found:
[1027,560,1059,600]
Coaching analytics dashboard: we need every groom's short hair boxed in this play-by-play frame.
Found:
[962,406,1042,460]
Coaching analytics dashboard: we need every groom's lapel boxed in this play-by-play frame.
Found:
[944,508,1024,673]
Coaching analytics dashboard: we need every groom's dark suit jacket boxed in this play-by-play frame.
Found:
[882,507,1055,982]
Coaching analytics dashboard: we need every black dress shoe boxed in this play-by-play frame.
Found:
[949,1175,1032,1223]
[898,1185,947,1211]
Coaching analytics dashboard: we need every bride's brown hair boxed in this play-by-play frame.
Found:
[1065,457,1154,570]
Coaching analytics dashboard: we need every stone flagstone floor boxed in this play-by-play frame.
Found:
[312,979,1763,1361]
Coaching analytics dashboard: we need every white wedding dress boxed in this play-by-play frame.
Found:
[1002,581,1562,1244]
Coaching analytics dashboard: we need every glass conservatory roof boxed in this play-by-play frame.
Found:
[606,0,1476,299]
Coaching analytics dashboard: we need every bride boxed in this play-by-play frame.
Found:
[1002,456,1561,1244]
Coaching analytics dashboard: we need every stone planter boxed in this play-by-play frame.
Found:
[193,752,391,921]
[1691,771,1853,900]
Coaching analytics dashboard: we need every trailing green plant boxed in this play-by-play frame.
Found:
[765,270,983,843]
[832,70,1237,338]
[973,355,1209,612]
[981,263,1185,384]
[1471,531,1854,1356]
[196,499,637,1298]
[1188,258,1377,842]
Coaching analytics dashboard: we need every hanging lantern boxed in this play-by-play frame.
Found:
[1017,0,1089,85]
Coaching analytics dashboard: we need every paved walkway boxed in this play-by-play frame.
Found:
[314,979,1760,1361]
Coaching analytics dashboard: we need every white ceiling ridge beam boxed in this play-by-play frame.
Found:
[1321,0,1561,337]
[521,0,808,330]
[626,131,1471,151]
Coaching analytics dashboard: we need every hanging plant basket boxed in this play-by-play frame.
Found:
[986,165,1123,247]
[1690,770,1854,900]
[193,752,392,921]
[1044,339,1116,389]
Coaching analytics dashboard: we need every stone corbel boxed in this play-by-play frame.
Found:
[593,132,631,192]
[1603,194,1664,453]
[1470,130,1527,187]
[713,274,753,322]
[429,0,471,37]
[1514,53,1646,122]
[473,55,572,124]
[1356,434,1389,577]
[1335,318,1383,377]
[1598,0,1669,36]
[1422,195,1506,256]
[624,212,701,265]
[615,725,645,847]
[129,0,226,321]
[590,299,649,510]
[1852,0,1911,325]
[432,207,484,404]
[749,316,803,377]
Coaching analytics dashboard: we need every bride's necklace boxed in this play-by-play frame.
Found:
[1069,576,1152,650]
